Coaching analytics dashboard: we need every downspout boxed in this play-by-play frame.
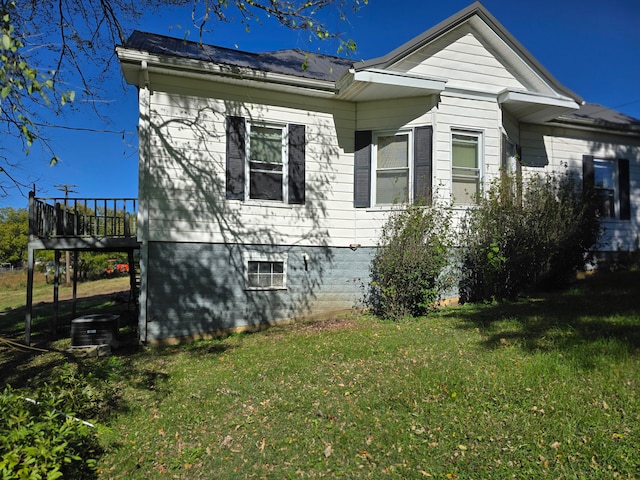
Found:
[138,60,151,343]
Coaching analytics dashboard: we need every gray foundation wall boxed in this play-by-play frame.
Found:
[144,242,374,342]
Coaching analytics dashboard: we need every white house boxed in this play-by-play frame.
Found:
[117,1,640,343]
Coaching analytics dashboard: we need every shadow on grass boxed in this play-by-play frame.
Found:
[440,270,640,360]
[0,289,239,423]
[0,290,140,402]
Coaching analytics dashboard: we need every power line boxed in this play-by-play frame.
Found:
[54,184,78,199]
[32,122,135,135]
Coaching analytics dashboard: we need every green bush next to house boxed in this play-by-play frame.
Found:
[367,202,454,320]
[458,170,601,302]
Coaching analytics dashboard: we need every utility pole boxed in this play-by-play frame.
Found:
[55,184,77,286]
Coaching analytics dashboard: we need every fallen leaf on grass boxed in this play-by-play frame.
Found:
[221,435,233,448]
[324,444,333,458]
[257,437,266,452]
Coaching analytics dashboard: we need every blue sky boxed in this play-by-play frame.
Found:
[2,0,639,209]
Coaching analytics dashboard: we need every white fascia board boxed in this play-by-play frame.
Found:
[498,89,580,109]
[498,89,580,123]
[116,47,337,97]
[353,69,447,91]
[337,68,446,101]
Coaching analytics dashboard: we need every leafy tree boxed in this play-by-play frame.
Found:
[0,0,367,195]
[0,207,28,266]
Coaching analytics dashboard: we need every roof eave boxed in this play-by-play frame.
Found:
[498,89,580,124]
[116,46,338,97]
[336,68,446,101]
[547,117,640,138]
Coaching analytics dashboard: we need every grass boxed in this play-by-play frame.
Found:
[1,271,639,478]
[0,270,131,339]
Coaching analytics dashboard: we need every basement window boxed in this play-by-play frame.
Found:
[243,252,287,290]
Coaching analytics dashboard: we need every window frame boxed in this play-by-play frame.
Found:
[245,122,288,203]
[593,158,619,219]
[451,129,483,206]
[243,252,288,291]
[371,129,413,206]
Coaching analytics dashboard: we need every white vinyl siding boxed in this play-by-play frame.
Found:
[138,48,637,253]
[393,29,526,94]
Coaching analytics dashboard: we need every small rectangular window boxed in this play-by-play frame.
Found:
[247,261,285,288]
[244,252,287,290]
[452,132,481,205]
[248,125,286,201]
[374,132,410,205]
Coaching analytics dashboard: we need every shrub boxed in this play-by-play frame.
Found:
[39,362,117,420]
[367,202,454,320]
[0,386,100,479]
[458,170,601,302]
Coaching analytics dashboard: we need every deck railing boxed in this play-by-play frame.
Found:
[29,193,138,239]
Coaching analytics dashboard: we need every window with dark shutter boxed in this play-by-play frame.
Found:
[583,154,631,220]
[354,127,433,207]
[226,116,306,204]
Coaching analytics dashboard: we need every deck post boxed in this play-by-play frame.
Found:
[25,246,35,345]
[25,192,36,344]
[54,250,61,333]
[72,250,79,317]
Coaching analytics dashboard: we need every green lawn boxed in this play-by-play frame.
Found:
[2,271,639,479]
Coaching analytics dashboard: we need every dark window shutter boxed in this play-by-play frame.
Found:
[354,130,372,208]
[618,158,630,220]
[501,133,508,170]
[414,126,433,205]
[582,155,594,193]
[288,124,306,205]
[226,116,246,200]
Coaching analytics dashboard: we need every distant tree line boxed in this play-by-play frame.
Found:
[0,206,129,278]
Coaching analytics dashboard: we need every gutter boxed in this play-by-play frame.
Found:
[117,47,338,98]
[546,117,640,138]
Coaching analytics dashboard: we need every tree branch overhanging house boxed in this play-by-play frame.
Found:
[115,1,640,343]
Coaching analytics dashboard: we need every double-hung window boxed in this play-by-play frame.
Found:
[248,124,286,201]
[373,131,411,205]
[584,156,630,220]
[593,159,616,218]
[451,131,482,205]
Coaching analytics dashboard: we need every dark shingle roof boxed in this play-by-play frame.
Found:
[560,103,640,128]
[123,30,353,82]
[122,31,640,133]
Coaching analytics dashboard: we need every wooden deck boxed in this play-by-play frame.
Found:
[28,194,140,250]
[25,192,141,344]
